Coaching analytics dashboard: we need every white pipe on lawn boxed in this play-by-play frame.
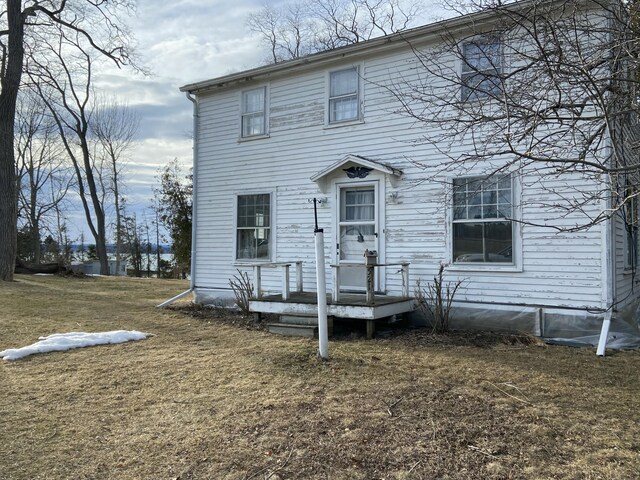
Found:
[315,230,329,359]
[596,311,612,356]
[156,289,193,308]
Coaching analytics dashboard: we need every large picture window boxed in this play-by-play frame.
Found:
[329,67,359,123]
[241,87,266,137]
[453,176,513,263]
[236,194,271,260]
[461,37,503,101]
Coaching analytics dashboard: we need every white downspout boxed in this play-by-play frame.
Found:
[597,187,616,356]
[597,85,617,354]
[186,91,198,292]
[157,91,199,308]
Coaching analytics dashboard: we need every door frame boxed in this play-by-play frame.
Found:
[331,175,386,292]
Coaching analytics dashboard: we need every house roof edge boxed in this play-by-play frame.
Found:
[179,0,601,94]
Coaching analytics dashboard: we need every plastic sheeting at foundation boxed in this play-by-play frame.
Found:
[411,301,640,350]
[545,305,640,349]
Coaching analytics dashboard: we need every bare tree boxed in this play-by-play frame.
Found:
[387,0,640,232]
[92,98,139,277]
[28,29,139,275]
[248,0,421,63]
[29,36,113,274]
[15,91,72,264]
[0,0,134,281]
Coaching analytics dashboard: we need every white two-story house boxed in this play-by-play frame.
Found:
[179,0,640,345]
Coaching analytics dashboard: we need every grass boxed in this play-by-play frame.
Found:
[1,274,639,479]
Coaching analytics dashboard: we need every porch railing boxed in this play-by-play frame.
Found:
[247,260,410,305]
[330,262,410,304]
[250,261,303,301]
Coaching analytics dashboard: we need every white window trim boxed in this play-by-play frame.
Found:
[233,189,276,264]
[239,85,269,140]
[325,64,364,127]
[446,174,523,273]
[460,36,503,102]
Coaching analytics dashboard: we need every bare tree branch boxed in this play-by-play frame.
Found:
[383,0,640,232]
[247,0,422,63]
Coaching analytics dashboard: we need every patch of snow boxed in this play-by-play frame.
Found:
[0,331,149,361]
[33,273,54,276]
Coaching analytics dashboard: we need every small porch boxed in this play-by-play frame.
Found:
[248,261,415,338]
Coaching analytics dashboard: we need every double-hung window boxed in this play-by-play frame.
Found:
[453,176,513,263]
[329,67,359,123]
[461,37,503,101]
[236,193,271,260]
[241,87,266,138]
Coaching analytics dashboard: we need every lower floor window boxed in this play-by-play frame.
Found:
[452,175,514,263]
[236,193,271,260]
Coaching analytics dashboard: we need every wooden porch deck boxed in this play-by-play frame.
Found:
[249,292,415,339]
[250,291,414,320]
[247,260,415,338]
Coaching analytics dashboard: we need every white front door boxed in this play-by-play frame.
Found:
[336,182,380,291]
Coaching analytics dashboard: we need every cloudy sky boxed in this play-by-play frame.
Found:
[71,0,443,240]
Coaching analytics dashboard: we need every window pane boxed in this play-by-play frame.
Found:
[242,88,264,114]
[453,175,511,221]
[242,114,264,137]
[342,189,375,221]
[237,229,257,259]
[330,68,357,96]
[463,40,501,72]
[462,73,502,100]
[330,97,358,122]
[256,229,270,259]
[453,221,512,263]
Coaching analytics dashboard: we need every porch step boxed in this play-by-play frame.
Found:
[267,322,318,338]
[280,315,318,325]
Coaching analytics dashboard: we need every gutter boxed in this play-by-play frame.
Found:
[156,92,200,308]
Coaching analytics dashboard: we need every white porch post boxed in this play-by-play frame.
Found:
[253,265,262,299]
[295,261,303,292]
[315,230,329,359]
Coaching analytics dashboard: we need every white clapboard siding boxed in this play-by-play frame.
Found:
[190,5,617,313]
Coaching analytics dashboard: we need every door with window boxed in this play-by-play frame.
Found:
[336,183,379,291]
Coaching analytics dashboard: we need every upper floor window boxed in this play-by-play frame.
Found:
[241,87,266,137]
[236,193,271,260]
[329,67,359,123]
[461,37,503,101]
[452,175,513,263]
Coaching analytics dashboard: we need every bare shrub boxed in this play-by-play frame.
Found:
[415,263,462,334]
[229,269,254,316]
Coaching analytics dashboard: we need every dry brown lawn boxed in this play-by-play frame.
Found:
[1,274,639,480]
